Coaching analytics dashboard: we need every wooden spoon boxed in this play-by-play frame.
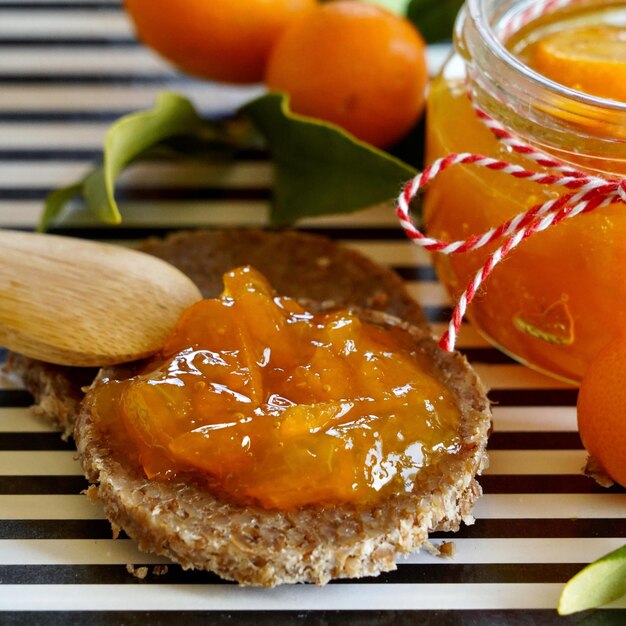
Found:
[0,229,203,367]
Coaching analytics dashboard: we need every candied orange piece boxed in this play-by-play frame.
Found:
[92,267,462,509]
[532,26,626,102]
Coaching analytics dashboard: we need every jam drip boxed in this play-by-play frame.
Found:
[92,266,461,510]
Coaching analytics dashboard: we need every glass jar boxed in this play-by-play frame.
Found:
[424,0,626,383]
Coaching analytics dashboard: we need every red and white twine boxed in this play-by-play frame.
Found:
[395,0,626,353]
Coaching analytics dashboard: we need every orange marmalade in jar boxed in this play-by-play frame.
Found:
[424,0,626,383]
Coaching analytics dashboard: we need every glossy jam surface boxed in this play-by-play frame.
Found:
[425,3,626,383]
[91,267,461,510]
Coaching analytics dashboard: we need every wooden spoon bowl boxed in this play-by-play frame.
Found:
[0,230,202,367]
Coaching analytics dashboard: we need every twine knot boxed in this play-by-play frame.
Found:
[396,104,626,353]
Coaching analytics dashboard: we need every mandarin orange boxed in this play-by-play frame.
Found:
[125,0,317,84]
[577,337,626,487]
[265,1,427,147]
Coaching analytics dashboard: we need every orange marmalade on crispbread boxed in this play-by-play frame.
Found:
[425,0,626,383]
[90,267,461,510]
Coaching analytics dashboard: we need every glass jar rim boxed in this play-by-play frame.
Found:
[464,0,626,113]
[457,0,626,157]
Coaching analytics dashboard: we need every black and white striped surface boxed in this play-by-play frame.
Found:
[1,1,625,624]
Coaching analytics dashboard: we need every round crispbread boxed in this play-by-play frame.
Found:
[7,229,491,585]
[76,307,490,587]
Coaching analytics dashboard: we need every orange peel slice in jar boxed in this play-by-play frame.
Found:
[531,26,626,103]
[89,266,463,510]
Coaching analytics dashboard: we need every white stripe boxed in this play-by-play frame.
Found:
[0,450,588,478]
[485,450,587,475]
[1,583,622,611]
[0,45,452,80]
[345,241,431,266]
[0,446,587,476]
[405,282,451,307]
[0,495,106,519]
[0,122,113,148]
[0,48,169,74]
[0,451,81,475]
[4,491,624,523]
[406,537,625,565]
[491,407,577,432]
[0,201,264,229]
[0,539,168,565]
[472,364,575,389]
[0,122,129,148]
[0,201,406,229]
[0,161,274,188]
[0,12,133,37]
[0,408,57,432]
[0,85,264,114]
[475,493,626,519]
[2,536,622,567]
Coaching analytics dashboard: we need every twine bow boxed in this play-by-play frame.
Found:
[396,103,626,352]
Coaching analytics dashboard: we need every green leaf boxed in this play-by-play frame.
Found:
[39,92,216,231]
[241,92,417,226]
[359,0,413,15]
[407,0,464,43]
[40,182,85,232]
[42,91,419,231]
[558,544,626,615]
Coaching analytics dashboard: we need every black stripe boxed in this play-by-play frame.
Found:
[38,226,416,241]
[0,2,122,9]
[462,347,518,365]
[0,432,73,450]
[0,187,273,202]
[0,519,118,540]
[0,111,133,123]
[0,475,87,495]
[488,431,583,450]
[0,562,594,585]
[4,473,623,497]
[0,390,32,407]
[432,517,626,539]
[1,611,625,626]
[0,149,103,161]
[0,148,270,162]
[422,306,454,323]
[3,517,624,541]
[244,225,415,241]
[489,388,578,407]
[0,38,136,47]
[394,265,438,282]
[480,474,625,495]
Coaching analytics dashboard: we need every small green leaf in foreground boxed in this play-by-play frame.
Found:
[39,92,211,231]
[241,92,416,226]
[558,544,626,615]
